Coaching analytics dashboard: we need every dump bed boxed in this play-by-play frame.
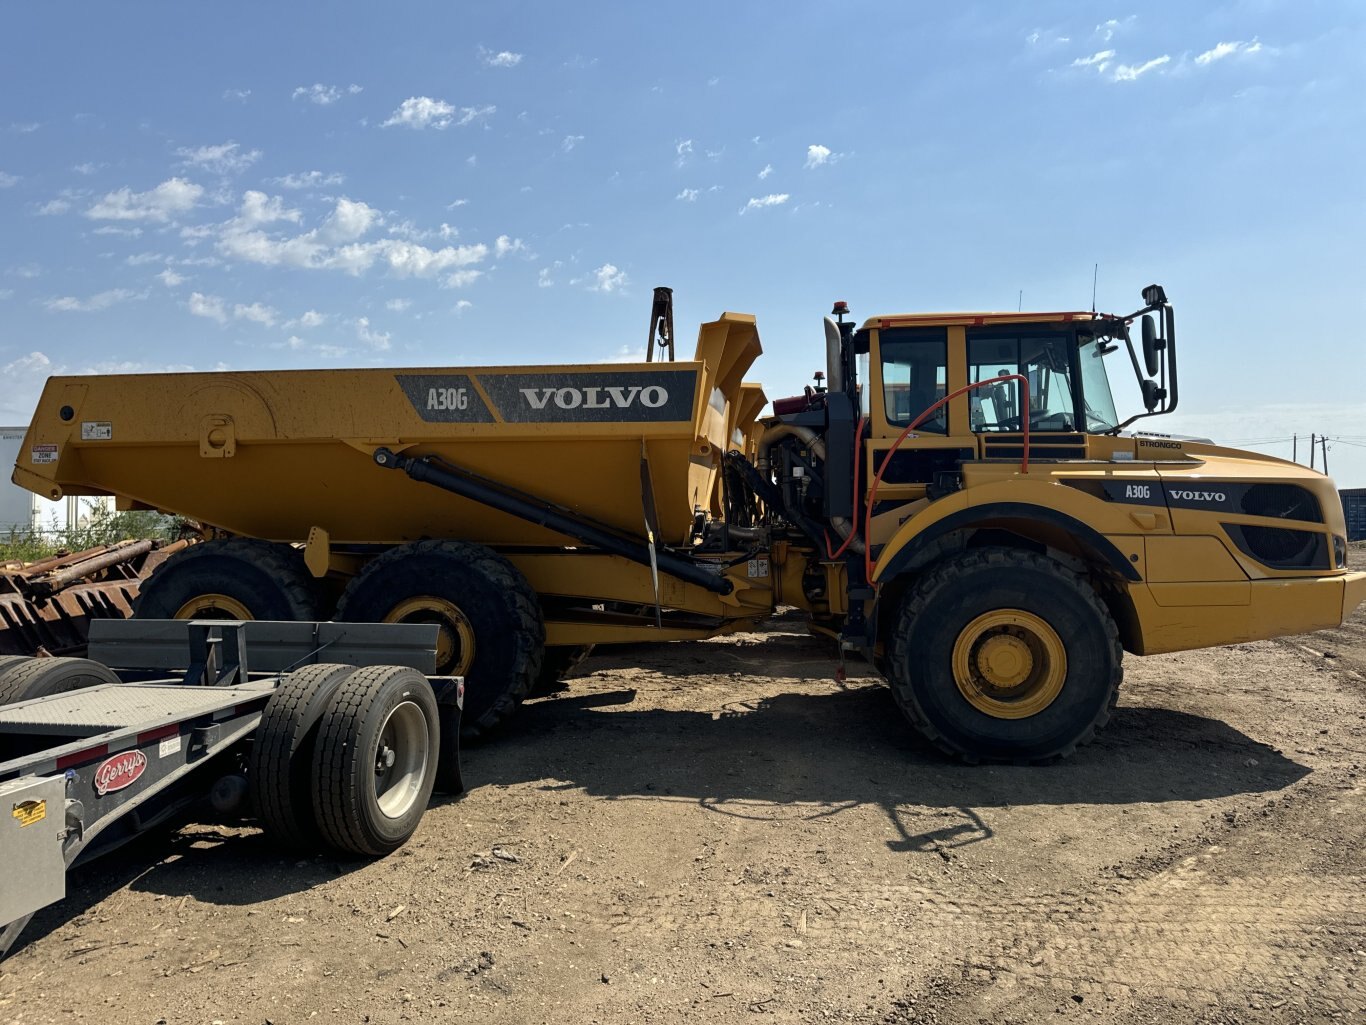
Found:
[14,315,763,547]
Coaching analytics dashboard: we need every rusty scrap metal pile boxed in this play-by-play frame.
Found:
[0,539,191,657]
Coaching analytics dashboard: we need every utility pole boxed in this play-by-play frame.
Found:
[1310,433,1317,471]
[1322,436,1329,475]
[1293,434,1298,463]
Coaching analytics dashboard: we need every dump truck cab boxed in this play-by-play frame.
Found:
[749,286,1365,759]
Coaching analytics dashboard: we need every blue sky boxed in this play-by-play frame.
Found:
[3,1,1365,485]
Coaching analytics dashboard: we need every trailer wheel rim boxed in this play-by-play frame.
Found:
[950,609,1066,719]
[173,593,254,620]
[374,699,429,819]
[383,597,475,675]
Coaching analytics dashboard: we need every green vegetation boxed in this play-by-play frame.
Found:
[1,502,184,565]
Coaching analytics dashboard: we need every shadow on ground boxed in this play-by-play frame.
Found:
[13,614,1310,958]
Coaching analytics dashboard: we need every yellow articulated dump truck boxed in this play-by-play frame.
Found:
[13,284,1366,760]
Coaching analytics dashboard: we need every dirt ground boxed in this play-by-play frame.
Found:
[3,551,1365,1025]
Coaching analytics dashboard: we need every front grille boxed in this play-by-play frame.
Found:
[1223,523,1326,570]
[1239,483,1321,523]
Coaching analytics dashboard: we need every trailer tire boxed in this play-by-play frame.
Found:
[0,657,119,706]
[886,547,1122,764]
[530,645,595,696]
[311,665,440,857]
[249,663,359,851]
[133,538,318,622]
[335,540,544,741]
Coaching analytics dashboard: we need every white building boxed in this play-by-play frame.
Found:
[1,427,115,534]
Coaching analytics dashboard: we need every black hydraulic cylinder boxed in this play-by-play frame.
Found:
[372,448,733,596]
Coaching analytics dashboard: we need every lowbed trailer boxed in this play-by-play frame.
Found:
[0,619,463,958]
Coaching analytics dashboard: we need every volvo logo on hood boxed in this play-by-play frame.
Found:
[1167,489,1227,503]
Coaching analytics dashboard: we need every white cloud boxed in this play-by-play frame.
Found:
[234,302,278,327]
[293,83,363,105]
[537,266,556,288]
[72,162,102,175]
[45,289,141,313]
[1195,40,1263,65]
[0,352,53,421]
[320,197,382,243]
[758,164,773,180]
[0,172,20,188]
[125,252,163,266]
[86,177,204,221]
[675,139,693,166]
[445,268,483,288]
[176,141,261,175]
[382,97,495,130]
[741,193,790,214]
[36,199,71,215]
[606,345,646,363]
[804,144,840,169]
[10,123,40,134]
[676,188,699,202]
[1071,49,1115,70]
[494,235,525,258]
[157,268,184,287]
[188,292,228,323]
[447,198,470,209]
[238,190,302,228]
[453,299,473,313]
[587,263,626,293]
[268,170,345,189]
[212,192,492,288]
[223,88,251,102]
[356,316,391,350]
[1096,16,1135,42]
[562,134,584,152]
[296,309,326,328]
[481,48,523,68]
[385,298,411,313]
[92,225,143,237]
[1113,55,1170,81]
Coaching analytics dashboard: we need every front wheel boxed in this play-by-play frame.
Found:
[885,548,1122,763]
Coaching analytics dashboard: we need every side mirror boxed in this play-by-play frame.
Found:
[1141,314,1162,377]
[1141,377,1166,412]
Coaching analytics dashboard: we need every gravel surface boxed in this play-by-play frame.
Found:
[2,550,1363,1024]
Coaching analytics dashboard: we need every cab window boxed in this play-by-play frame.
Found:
[966,331,1077,433]
[880,327,948,432]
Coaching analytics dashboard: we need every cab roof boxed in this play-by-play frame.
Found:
[861,311,1104,330]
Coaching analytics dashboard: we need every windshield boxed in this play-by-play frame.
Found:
[1077,334,1119,431]
[966,328,1120,434]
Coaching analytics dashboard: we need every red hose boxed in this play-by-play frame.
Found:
[862,375,1031,585]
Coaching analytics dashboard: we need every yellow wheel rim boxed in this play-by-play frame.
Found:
[384,597,475,676]
[174,593,254,621]
[951,608,1067,719]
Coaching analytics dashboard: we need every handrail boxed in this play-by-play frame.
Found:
[863,374,1031,584]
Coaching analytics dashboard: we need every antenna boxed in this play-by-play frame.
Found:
[1091,263,1099,314]
[1017,289,1022,313]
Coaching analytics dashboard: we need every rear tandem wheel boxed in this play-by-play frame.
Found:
[335,540,544,741]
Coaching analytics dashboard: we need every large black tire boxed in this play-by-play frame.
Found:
[886,547,1122,763]
[0,657,119,705]
[335,540,544,741]
[133,538,317,622]
[529,644,596,697]
[249,663,359,851]
[311,665,440,856]
[0,656,30,681]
